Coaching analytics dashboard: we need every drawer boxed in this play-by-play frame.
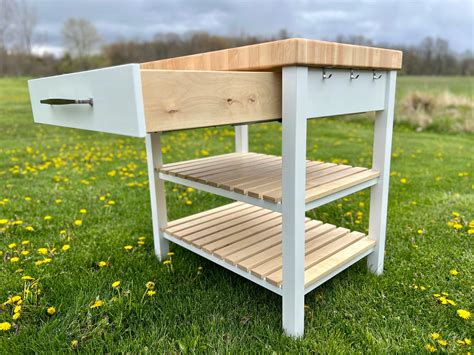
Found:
[28,64,146,137]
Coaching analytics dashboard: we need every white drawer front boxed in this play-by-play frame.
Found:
[28,64,146,137]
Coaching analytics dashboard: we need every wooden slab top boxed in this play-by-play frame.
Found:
[140,38,402,71]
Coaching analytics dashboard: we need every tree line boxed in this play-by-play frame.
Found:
[0,1,472,76]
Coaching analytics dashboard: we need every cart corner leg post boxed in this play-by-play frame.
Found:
[145,132,169,261]
[234,124,249,153]
[367,70,397,275]
[281,66,308,337]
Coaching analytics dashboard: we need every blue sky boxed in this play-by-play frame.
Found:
[33,0,474,56]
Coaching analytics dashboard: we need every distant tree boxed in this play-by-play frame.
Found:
[62,18,102,69]
[14,0,37,54]
[0,0,16,49]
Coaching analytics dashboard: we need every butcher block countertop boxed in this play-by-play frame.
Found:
[140,38,403,72]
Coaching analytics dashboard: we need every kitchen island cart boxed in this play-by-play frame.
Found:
[28,38,402,337]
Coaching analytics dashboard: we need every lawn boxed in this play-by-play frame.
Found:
[0,76,472,353]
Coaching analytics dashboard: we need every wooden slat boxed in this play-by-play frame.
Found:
[165,202,243,229]
[163,203,375,289]
[160,152,243,171]
[141,70,282,132]
[265,231,364,286]
[304,237,375,288]
[160,153,378,206]
[305,170,380,202]
[141,38,403,71]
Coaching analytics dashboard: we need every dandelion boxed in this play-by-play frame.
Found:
[44,215,52,221]
[431,333,440,340]
[417,229,424,235]
[167,252,175,257]
[55,199,62,204]
[25,226,34,231]
[457,309,471,320]
[98,261,108,268]
[14,305,21,313]
[10,257,20,263]
[185,200,193,205]
[112,281,121,289]
[437,339,447,346]
[73,220,82,226]
[453,223,462,230]
[8,243,16,249]
[21,240,30,245]
[124,245,133,251]
[400,178,407,184]
[62,244,70,251]
[146,281,155,290]
[90,300,104,309]
[71,340,79,349]
[38,248,48,255]
[47,307,56,315]
[12,312,20,320]
[0,322,12,331]
[21,276,34,281]
[163,260,171,265]
[465,338,471,345]
[79,209,87,214]
[108,200,115,205]
[424,344,435,352]
[24,196,31,201]
[147,290,156,297]
[450,269,458,276]
[0,219,8,225]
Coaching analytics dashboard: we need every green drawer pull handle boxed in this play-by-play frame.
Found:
[40,98,93,106]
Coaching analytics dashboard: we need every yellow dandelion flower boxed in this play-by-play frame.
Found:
[424,344,435,352]
[186,187,195,193]
[38,248,48,255]
[47,307,56,315]
[400,178,407,184]
[457,339,466,346]
[453,223,463,230]
[137,241,145,245]
[62,244,71,251]
[25,226,34,231]
[73,220,82,226]
[10,257,20,263]
[8,243,17,249]
[457,309,471,320]
[55,199,62,204]
[185,200,193,205]
[21,275,34,281]
[59,230,66,235]
[145,281,155,290]
[12,312,20,320]
[146,290,156,297]
[98,261,108,268]
[13,305,21,313]
[0,219,8,225]
[12,220,23,225]
[163,260,171,265]
[124,245,133,251]
[79,209,87,214]
[21,240,30,245]
[71,340,79,348]
[112,281,121,288]
[167,252,175,256]
[452,212,460,218]
[90,300,104,309]
[465,338,471,345]
[431,333,440,340]
[99,195,106,201]
[447,299,456,306]
[437,339,447,346]
[450,269,458,276]
[24,196,31,201]
[0,322,12,331]
[468,229,474,234]
[417,229,424,235]
[20,250,29,256]
[138,236,145,241]
[44,215,52,221]
[108,200,115,205]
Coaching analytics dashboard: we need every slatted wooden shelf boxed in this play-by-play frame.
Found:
[162,202,375,290]
[158,152,379,205]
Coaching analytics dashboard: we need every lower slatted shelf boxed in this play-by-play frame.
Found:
[162,202,376,293]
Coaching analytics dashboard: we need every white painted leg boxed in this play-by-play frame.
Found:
[281,66,308,337]
[234,124,248,153]
[145,132,169,261]
[367,70,397,274]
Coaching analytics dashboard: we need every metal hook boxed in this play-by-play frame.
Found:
[372,70,382,80]
[350,69,359,80]
[322,68,332,79]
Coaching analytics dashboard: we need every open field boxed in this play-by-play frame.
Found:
[0,76,472,353]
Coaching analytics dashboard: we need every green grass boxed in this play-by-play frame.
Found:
[0,76,472,353]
